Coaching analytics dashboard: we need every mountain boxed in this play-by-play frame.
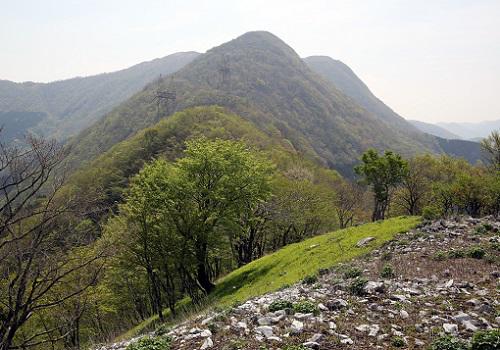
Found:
[64,106,336,215]
[303,55,421,133]
[408,119,462,139]
[0,51,200,141]
[303,54,480,164]
[68,31,470,177]
[437,119,500,140]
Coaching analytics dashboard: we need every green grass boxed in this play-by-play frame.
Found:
[117,216,420,340]
[211,216,420,306]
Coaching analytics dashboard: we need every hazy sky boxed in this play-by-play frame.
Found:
[1,0,499,123]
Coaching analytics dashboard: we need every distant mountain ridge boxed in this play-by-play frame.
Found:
[408,119,500,140]
[67,31,480,176]
[437,120,500,139]
[0,51,200,140]
[408,120,462,139]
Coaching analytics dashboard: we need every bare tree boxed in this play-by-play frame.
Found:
[394,157,430,215]
[333,180,363,229]
[0,133,105,350]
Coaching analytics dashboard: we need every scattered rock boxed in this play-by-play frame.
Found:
[356,236,375,247]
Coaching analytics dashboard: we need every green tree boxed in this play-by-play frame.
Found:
[480,130,500,172]
[123,138,273,297]
[355,149,408,221]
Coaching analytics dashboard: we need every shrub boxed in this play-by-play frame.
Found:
[448,249,466,259]
[482,223,493,231]
[466,246,486,259]
[380,264,394,278]
[422,206,441,220]
[490,242,500,252]
[154,324,170,336]
[428,335,469,350]
[475,224,493,235]
[348,277,368,296]
[470,329,500,350]
[126,336,172,350]
[292,300,317,314]
[268,300,293,312]
[343,266,362,279]
[433,251,447,261]
[302,274,318,285]
[391,336,406,347]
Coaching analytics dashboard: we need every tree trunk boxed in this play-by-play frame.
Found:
[196,262,215,294]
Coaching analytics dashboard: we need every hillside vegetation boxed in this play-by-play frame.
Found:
[1,30,499,350]
[63,106,329,219]
[67,31,453,177]
[118,216,421,339]
[145,217,499,350]
[304,55,480,163]
[0,51,199,140]
[211,216,421,307]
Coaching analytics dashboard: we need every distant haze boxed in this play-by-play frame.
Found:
[1,0,499,123]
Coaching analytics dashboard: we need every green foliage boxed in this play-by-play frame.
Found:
[391,336,406,347]
[448,249,466,259]
[466,246,486,259]
[348,277,368,296]
[474,223,496,236]
[268,300,293,312]
[343,266,362,279]
[380,264,394,278]
[292,300,317,314]
[355,149,408,221]
[422,205,442,220]
[471,329,500,350]
[118,136,274,301]
[66,31,450,182]
[302,274,318,285]
[126,336,172,350]
[428,336,468,350]
[154,324,170,336]
[480,130,500,172]
[212,217,420,307]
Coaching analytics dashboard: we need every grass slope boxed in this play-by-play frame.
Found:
[119,216,420,339]
[212,216,420,306]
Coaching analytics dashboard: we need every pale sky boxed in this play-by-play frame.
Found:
[1,0,499,123]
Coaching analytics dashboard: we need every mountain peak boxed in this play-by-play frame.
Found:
[206,31,300,62]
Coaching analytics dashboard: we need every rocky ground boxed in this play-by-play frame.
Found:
[100,217,499,350]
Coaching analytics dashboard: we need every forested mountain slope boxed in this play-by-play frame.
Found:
[0,51,199,140]
[63,105,338,223]
[303,55,418,132]
[304,54,480,165]
[68,31,451,176]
